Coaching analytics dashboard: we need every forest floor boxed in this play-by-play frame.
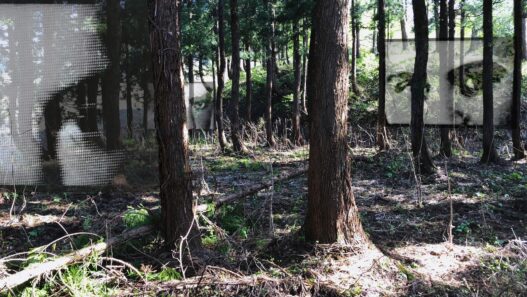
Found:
[1,124,527,296]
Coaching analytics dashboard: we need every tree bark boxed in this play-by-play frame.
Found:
[102,0,122,150]
[301,18,309,114]
[400,16,408,50]
[264,0,276,147]
[292,20,303,146]
[481,0,500,163]
[439,0,452,157]
[522,16,527,60]
[216,0,228,151]
[148,0,201,248]
[459,0,465,97]
[411,0,435,174]
[229,0,247,153]
[376,0,389,150]
[244,41,252,122]
[512,0,525,159]
[304,0,367,244]
[124,44,134,139]
[350,0,359,94]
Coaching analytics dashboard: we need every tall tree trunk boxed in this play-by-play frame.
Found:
[512,0,525,159]
[439,0,452,157]
[124,44,134,139]
[350,0,359,94]
[433,0,440,38]
[459,0,465,97]
[141,71,150,138]
[198,55,213,92]
[411,0,435,174]
[216,1,228,150]
[304,0,367,244]
[148,0,201,248]
[265,0,276,147]
[301,18,309,114]
[244,41,252,122]
[229,0,247,152]
[376,0,389,150]
[522,15,527,60]
[400,18,408,50]
[356,21,361,58]
[102,0,122,151]
[481,0,500,163]
[372,7,377,54]
[292,20,303,146]
[86,76,99,133]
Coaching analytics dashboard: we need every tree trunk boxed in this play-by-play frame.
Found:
[148,0,201,248]
[411,0,435,174]
[102,0,122,151]
[86,76,99,133]
[244,41,252,122]
[199,55,213,92]
[301,18,309,114]
[433,0,440,39]
[356,21,361,58]
[216,0,228,151]
[292,20,303,146]
[125,44,134,139]
[229,0,247,153]
[459,0,465,97]
[372,7,377,54]
[522,16,527,60]
[439,0,452,157]
[481,0,500,163]
[350,0,359,94]
[304,0,367,244]
[400,18,408,50]
[376,0,389,150]
[512,0,525,159]
[265,0,276,147]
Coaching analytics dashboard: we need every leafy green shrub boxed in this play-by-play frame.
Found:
[123,206,152,229]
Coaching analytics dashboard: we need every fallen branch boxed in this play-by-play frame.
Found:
[0,226,152,293]
[215,168,308,207]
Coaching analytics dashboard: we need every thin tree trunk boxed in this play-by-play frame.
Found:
[400,18,408,50]
[481,0,500,163]
[411,0,435,174]
[459,0,465,97]
[439,0,452,157]
[376,0,389,150]
[433,0,440,39]
[304,0,367,244]
[244,41,252,122]
[265,0,276,147]
[372,7,377,54]
[216,1,228,150]
[199,55,213,92]
[125,44,134,139]
[356,21,361,58]
[148,0,201,248]
[512,0,525,159]
[292,20,303,146]
[301,18,309,114]
[229,0,247,153]
[102,0,122,151]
